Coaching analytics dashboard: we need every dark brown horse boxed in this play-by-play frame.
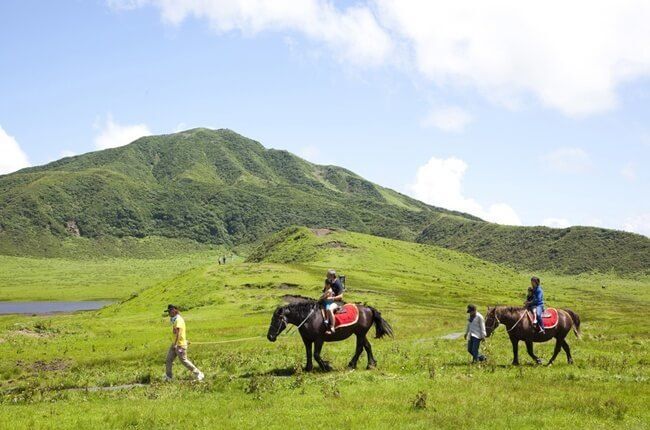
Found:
[485,306,581,365]
[267,296,393,371]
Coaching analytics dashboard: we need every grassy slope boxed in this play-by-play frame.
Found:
[418,215,650,275]
[0,252,224,301]
[0,228,647,429]
[2,127,647,274]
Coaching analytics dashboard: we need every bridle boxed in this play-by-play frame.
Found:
[271,314,288,338]
[271,306,316,337]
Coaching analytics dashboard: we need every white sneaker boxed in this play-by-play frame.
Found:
[196,372,205,381]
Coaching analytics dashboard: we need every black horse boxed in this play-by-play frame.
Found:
[267,296,393,371]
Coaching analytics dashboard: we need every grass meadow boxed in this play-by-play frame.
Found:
[0,229,647,429]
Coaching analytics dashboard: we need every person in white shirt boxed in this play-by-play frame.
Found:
[464,304,487,362]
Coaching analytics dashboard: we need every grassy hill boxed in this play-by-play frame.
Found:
[0,128,468,257]
[0,127,647,274]
[0,228,647,428]
[418,215,650,275]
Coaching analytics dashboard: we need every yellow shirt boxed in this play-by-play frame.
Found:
[172,315,188,348]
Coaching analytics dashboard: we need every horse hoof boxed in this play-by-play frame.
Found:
[366,362,377,370]
[546,362,553,367]
[304,366,313,372]
[568,359,574,365]
[512,362,519,366]
[536,359,543,365]
[347,363,357,369]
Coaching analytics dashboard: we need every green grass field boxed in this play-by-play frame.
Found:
[0,228,648,429]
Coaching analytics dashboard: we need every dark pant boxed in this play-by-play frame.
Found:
[467,337,485,362]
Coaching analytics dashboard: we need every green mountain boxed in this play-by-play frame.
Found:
[0,128,647,274]
[0,128,468,255]
[417,216,649,275]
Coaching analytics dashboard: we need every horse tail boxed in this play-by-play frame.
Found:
[368,306,393,339]
[564,308,582,339]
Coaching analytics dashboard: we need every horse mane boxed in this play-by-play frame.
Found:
[500,306,525,313]
[278,296,318,320]
[281,294,316,305]
[490,305,526,318]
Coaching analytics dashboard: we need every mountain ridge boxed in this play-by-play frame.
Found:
[0,127,647,275]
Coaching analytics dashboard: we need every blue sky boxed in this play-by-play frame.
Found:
[1,1,649,235]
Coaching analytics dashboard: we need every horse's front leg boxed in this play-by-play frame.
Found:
[313,339,332,372]
[302,337,313,372]
[525,340,542,364]
[348,334,364,369]
[510,337,520,365]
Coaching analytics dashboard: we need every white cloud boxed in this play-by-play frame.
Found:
[622,213,650,237]
[420,106,472,132]
[376,0,650,116]
[0,125,30,175]
[621,162,637,181]
[113,1,650,116]
[542,218,571,228]
[110,0,394,67]
[94,115,151,150]
[542,147,592,173]
[407,156,521,225]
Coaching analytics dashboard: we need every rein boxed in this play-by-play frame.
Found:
[284,306,316,336]
[492,309,527,333]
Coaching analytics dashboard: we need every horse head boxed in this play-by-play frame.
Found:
[267,306,289,342]
[485,306,499,337]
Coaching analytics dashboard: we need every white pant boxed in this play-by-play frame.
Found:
[165,345,201,378]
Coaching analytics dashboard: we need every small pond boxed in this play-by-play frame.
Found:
[0,301,113,315]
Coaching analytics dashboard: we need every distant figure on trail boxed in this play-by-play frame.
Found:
[525,277,545,334]
[320,269,344,334]
[164,304,204,381]
[464,304,487,363]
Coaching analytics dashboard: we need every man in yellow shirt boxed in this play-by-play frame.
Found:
[165,304,204,381]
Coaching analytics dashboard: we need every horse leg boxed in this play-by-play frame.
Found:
[313,339,331,372]
[303,338,313,372]
[525,340,543,364]
[364,338,377,369]
[510,337,520,365]
[348,335,364,369]
[561,339,573,364]
[547,336,564,366]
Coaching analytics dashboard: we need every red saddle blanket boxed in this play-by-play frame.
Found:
[529,308,559,329]
[334,304,359,328]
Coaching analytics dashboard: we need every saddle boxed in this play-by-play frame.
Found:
[527,308,559,329]
[334,304,359,328]
[322,304,359,329]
